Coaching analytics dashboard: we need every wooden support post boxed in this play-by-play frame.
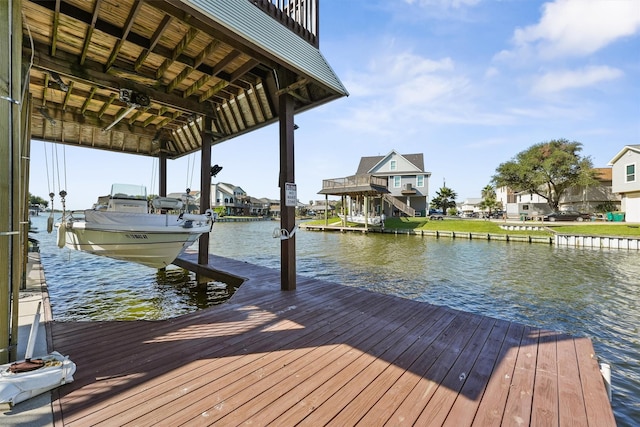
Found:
[159,142,167,197]
[364,195,368,231]
[279,93,296,291]
[198,116,212,266]
[0,0,22,363]
[344,195,347,226]
[324,194,328,226]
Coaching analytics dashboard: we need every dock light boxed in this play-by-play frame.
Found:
[210,164,223,177]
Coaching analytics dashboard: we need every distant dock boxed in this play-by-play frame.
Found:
[215,216,273,223]
[300,224,555,244]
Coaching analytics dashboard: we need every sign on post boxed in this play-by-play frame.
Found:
[285,183,297,207]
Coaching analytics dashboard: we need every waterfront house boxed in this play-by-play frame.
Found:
[306,200,337,217]
[246,197,270,216]
[608,145,640,222]
[460,198,483,216]
[496,167,620,219]
[319,150,431,219]
[560,167,621,213]
[212,182,250,216]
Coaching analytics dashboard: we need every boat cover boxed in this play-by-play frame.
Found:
[0,352,76,406]
[84,210,186,227]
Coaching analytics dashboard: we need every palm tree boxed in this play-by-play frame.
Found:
[479,184,501,216]
[431,186,458,214]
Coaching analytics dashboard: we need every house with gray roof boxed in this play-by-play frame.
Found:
[608,145,640,222]
[319,150,431,221]
[212,182,250,216]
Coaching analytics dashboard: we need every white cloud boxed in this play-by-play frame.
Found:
[512,0,640,60]
[339,51,479,133]
[531,65,624,94]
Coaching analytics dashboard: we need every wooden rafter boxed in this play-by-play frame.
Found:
[80,87,97,115]
[50,0,60,56]
[135,14,173,71]
[61,81,74,111]
[22,0,339,158]
[156,27,199,80]
[97,93,117,118]
[79,0,103,65]
[29,43,211,116]
[31,1,264,103]
[194,39,220,69]
[105,0,145,71]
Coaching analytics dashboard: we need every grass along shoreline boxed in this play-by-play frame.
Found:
[301,217,640,237]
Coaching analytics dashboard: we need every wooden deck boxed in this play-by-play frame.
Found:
[46,254,615,426]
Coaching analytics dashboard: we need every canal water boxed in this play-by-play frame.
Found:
[30,216,639,426]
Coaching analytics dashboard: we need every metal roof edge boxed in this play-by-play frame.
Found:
[181,0,348,97]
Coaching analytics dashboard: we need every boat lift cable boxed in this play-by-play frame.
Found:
[44,143,56,233]
[186,153,196,191]
[57,132,68,217]
[150,157,157,197]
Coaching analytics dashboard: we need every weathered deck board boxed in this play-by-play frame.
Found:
[46,254,615,426]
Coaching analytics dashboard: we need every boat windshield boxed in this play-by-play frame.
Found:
[110,183,147,200]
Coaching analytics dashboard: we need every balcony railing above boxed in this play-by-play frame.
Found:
[321,175,388,195]
[251,0,319,47]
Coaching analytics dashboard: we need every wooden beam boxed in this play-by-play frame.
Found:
[28,42,212,116]
[198,116,212,266]
[50,0,60,56]
[279,92,296,291]
[79,0,103,65]
[0,0,23,363]
[105,0,144,71]
[80,87,97,115]
[159,140,167,197]
[135,14,173,71]
[30,0,266,85]
[156,27,199,80]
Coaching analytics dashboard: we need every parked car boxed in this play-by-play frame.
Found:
[542,211,591,222]
[429,213,444,220]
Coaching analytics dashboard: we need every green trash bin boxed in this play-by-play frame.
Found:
[612,212,625,222]
[606,212,614,221]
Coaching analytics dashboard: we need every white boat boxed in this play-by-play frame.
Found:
[57,184,215,268]
[338,213,382,226]
[0,352,76,407]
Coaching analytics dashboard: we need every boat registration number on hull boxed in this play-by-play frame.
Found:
[125,234,149,240]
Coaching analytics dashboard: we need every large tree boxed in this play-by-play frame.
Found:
[492,139,598,211]
[430,186,457,213]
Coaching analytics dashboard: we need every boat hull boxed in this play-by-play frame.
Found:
[59,210,213,268]
[63,223,208,268]
[338,214,382,226]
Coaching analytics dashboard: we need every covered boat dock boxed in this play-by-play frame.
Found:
[1,0,617,424]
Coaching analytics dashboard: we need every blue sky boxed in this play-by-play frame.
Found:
[29,0,640,210]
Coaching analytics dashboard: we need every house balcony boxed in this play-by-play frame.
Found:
[319,175,389,196]
[401,183,417,195]
[251,0,319,47]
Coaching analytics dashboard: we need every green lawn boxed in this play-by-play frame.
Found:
[303,216,640,237]
[546,224,640,236]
